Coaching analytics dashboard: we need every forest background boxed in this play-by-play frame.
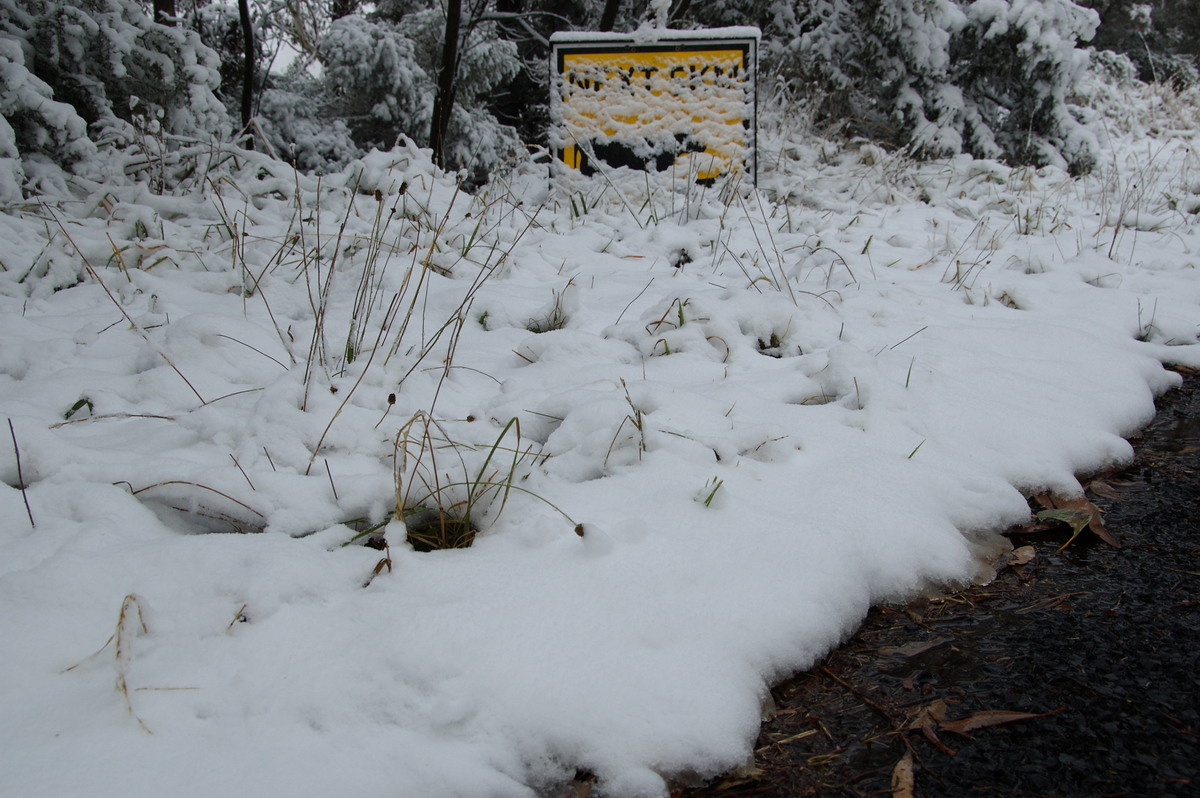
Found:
[3,0,1199,195]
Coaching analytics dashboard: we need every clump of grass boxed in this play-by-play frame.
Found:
[403,508,479,552]
[604,379,647,467]
[695,476,724,508]
[526,278,576,334]
[392,412,576,552]
[63,396,95,420]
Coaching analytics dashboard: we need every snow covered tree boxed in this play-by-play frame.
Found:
[312,12,434,155]
[674,0,1099,173]
[2,0,225,146]
[0,31,94,200]
[256,3,521,180]
[0,0,225,196]
[951,0,1100,171]
[188,0,257,112]
[781,0,1101,173]
[1081,1,1199,85]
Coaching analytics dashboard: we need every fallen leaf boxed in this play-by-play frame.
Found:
[1035,507,1091,528]
[1054,495,1120,548]
[1086,479,1123,500]
[1035,508,1091,551]
[926,698,949,723]
[1005,521,1054,536]
[891,751,914,798]
[878,637,947,658]
[1033,492,1057,510]
[1035,494,1121,550]
[905,698,949,729]
[920,722,956,755]
[1006,545,1036,566]
[939,707,1065,736]
[906,699,956,754]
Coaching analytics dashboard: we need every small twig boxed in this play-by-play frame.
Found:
[820,666,898,726]
[226,603,249,631]
[890,326,929,350]
[7,419,34,528]
[324,458,339,501]
[230,454,256,491]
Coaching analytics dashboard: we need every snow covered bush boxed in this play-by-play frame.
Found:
[256,75,360,173]
[794,1,968,154]
[313,8,521,182]
[1081,0,1199,87]
[744,0,1102,173]
[3,0,226,147]
[0,32,95,200]
[953,0,1100,172]
[0,0,227,197]
[316,13,434,155]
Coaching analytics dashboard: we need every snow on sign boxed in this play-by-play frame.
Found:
[550,28,759,183]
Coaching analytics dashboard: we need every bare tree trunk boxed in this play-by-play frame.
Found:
[430,0,462,168]
[599,0,621,32]
[238,0,255,149]
[153,0,176,26]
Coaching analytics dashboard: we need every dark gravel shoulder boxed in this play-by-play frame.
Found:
[681,368,1200,798]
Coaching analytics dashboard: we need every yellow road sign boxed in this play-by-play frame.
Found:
[550,31,759,183]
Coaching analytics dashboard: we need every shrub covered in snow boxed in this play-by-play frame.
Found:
[0,33,95,201]
[256,76,360,173]
[6,0,225,141]
[250,7,522,181]
[953,0,1100,172]
[1082,0,1200,86]
[317,13,435,155]
[0,0,226,196]
[680,0,1101,173]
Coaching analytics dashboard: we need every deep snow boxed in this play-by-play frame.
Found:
[2,80,1200,797]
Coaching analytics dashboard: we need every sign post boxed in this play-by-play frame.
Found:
[550,28,759,184]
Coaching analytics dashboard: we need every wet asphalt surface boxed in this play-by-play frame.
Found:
[681,369,1200,798]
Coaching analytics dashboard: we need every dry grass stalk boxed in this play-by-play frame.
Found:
[114,594,151,733]
[7,418,34,528]
[64,594,152,733]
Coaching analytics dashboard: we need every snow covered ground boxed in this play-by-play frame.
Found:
[3,81,1200,797]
